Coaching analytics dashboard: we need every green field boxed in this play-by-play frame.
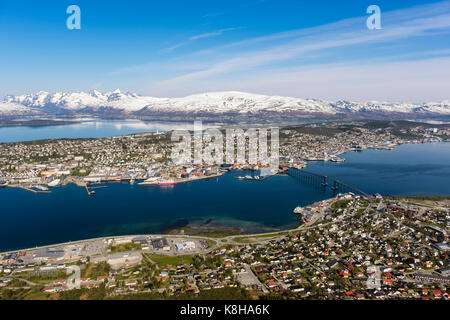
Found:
[145,253,195,267]
[110,242,141,253]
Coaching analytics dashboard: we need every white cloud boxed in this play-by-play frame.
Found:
[161,27,243,53]
[158,1,450,87]
[152,56,450,103]
[108,1,450,101]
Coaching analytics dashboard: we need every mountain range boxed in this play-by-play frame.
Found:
[1,90,449,121]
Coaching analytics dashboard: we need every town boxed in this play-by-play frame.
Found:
[0,192,448,300]
[0,120,448,191]
[0,120,449,300]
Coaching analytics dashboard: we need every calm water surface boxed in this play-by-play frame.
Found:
[306,142,450,196]
[0,123,449,251]
[0,120,210,143]
[0,170,333,251]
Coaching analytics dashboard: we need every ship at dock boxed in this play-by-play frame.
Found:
[137,177,159,185]
[157,179,178,186]
[330,157,345,162]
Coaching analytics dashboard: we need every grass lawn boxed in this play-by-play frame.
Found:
[145,253,195,267]
[23,291,58,300]
[81,262,110,279]
[110,242,141,253]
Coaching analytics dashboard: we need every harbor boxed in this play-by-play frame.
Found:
[0,142,450,252]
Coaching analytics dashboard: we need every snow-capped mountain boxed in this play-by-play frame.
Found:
[5,89,155,113]
[0,101,41,117]
[2,90,450,120]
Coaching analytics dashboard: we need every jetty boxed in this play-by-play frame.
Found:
[84,184,95,196]
[8,185,51,194]
[90,186,108,190]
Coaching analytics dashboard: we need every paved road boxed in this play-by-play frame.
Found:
[66,265,81,289]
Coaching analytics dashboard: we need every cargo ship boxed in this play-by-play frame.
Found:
[137,177,159,185]
[157,179,178,186]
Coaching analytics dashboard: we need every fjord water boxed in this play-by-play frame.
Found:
[0,171,333,252]
[0,130,449,251]
[306,142,450,196]
[0,120,201,143]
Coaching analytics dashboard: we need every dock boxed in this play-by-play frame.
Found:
[138,173,223,186]
[90,186,108,190]
[84,184,95,196]
[8,185,52,194]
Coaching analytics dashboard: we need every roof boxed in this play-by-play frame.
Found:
[34,248,65,259]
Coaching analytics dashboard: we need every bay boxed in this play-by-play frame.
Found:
[0,120,205,143]
[1,138,449,252]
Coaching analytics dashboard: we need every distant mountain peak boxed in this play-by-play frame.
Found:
[1,90,449,120]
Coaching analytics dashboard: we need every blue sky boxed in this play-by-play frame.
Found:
[0,0,450,102]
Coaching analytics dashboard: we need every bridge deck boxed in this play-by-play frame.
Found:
[288,167,370,198]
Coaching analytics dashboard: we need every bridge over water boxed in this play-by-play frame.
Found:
[287,167,370,198]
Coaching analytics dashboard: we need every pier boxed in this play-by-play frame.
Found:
[287,167,370,198]
[90,186,108,190]
[84,184,95,196]
[8,185,51,194]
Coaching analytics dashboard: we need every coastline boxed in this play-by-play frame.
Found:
[1,139,449,254]
[3,140,444,194]
[0,198,328,255]
[138,172,224,185]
